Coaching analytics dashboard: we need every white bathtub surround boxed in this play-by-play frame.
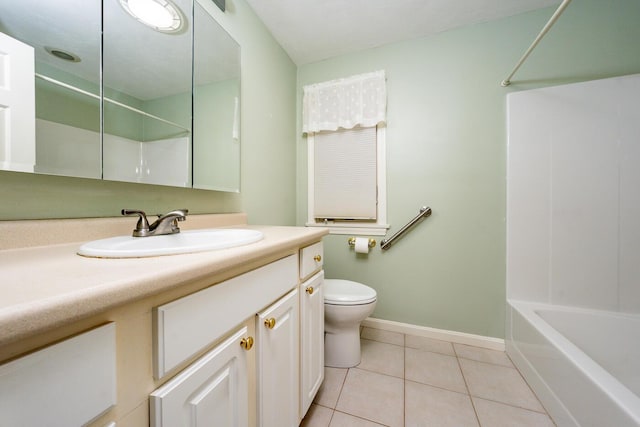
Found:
[508,301,640,426]
[34,119,190,186]
[103,133,190,187]
[506,73,640,426]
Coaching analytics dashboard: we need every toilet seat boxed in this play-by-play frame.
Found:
[324,279,377,305]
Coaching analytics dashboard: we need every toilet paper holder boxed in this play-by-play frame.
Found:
[348,237,376,249]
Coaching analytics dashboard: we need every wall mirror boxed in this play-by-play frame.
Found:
[193,1,240,191]
[0,0,240,192]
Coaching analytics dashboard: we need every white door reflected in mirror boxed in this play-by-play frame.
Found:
[0,32,35,173]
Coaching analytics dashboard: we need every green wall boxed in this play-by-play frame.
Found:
[296,0,640,338]
[0,0,297,224]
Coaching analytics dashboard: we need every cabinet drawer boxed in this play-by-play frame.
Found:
[154,254,297,378]
[0,323,116,426]
[300,241,323,280]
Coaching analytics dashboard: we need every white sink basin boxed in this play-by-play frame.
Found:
[78,229,264,258]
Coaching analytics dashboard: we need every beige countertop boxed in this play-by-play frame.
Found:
[0,215,327,347]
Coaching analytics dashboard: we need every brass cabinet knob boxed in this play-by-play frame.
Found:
[313,255,322,262]
[264,318,276,329]
[240,336,254,350]
[306,286,314,295]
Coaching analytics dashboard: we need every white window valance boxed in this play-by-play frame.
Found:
[302,70,386,133]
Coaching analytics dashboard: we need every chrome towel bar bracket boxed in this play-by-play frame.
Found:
[380,206,432,250]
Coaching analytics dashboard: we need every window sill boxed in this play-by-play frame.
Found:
[305,222,389,236]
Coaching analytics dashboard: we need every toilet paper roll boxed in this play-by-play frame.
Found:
[354,237,370,254]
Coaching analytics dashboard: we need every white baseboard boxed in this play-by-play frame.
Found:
[362,317,505,352]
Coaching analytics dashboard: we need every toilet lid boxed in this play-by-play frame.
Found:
[324,279,377,305]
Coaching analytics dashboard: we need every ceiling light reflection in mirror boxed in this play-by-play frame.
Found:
[119,0,184,33]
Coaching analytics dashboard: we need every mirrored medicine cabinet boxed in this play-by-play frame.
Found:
[0,0,240,192]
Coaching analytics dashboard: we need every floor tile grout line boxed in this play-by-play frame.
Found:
[333,409,390,426]
[350,365,409,383]
[353,365,405,379]
[461,357,551,415]
[327,406,335,426]
[470,396,556,416]
[404,377,477,397]
[361,336,405,348]
[454,346,482,427]
[324,368,350,427]
[457,355,554,418]
[458,356,517,369]
[509,358,555,418]
[334,366,349,410]
[313,402,335,410]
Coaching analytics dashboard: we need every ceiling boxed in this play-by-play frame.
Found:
[246,0,561,65]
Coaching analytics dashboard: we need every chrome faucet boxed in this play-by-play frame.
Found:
[122,209,188,237]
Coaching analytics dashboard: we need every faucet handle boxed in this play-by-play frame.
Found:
[122,209,151,237]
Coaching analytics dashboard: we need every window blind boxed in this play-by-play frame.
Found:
[314,126,377,220]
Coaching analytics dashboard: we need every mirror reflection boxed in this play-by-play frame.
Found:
[103,0,193,187]
[0,0,101,178]
[193,1,240,192]
[0,0,241,192]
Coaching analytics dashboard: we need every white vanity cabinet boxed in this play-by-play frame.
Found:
[150,326,252,427]
[256,288,300,427]
[150,254,299,427]
[0,323,116,426]
[299,241,325,419]
[0,217,330,427]
[149,240,326,427]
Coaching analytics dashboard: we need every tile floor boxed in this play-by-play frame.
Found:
[300,327,555,427]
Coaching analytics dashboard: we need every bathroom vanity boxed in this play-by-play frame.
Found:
[0,213,327,426]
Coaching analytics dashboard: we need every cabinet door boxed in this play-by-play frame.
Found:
[256,288,299,427]
[300,271,325,418]
[150,326,252,427]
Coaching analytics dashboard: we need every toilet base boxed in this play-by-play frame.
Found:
[324,327,361,368]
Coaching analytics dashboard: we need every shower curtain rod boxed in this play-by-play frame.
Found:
[501,0,572,87]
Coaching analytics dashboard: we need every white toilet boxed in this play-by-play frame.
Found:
[324,279,377,368]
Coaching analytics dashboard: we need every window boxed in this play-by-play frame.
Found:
[302,70,388,235]
[306,125,388,235]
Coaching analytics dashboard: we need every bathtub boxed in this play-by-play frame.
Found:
[507,300,640,427]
